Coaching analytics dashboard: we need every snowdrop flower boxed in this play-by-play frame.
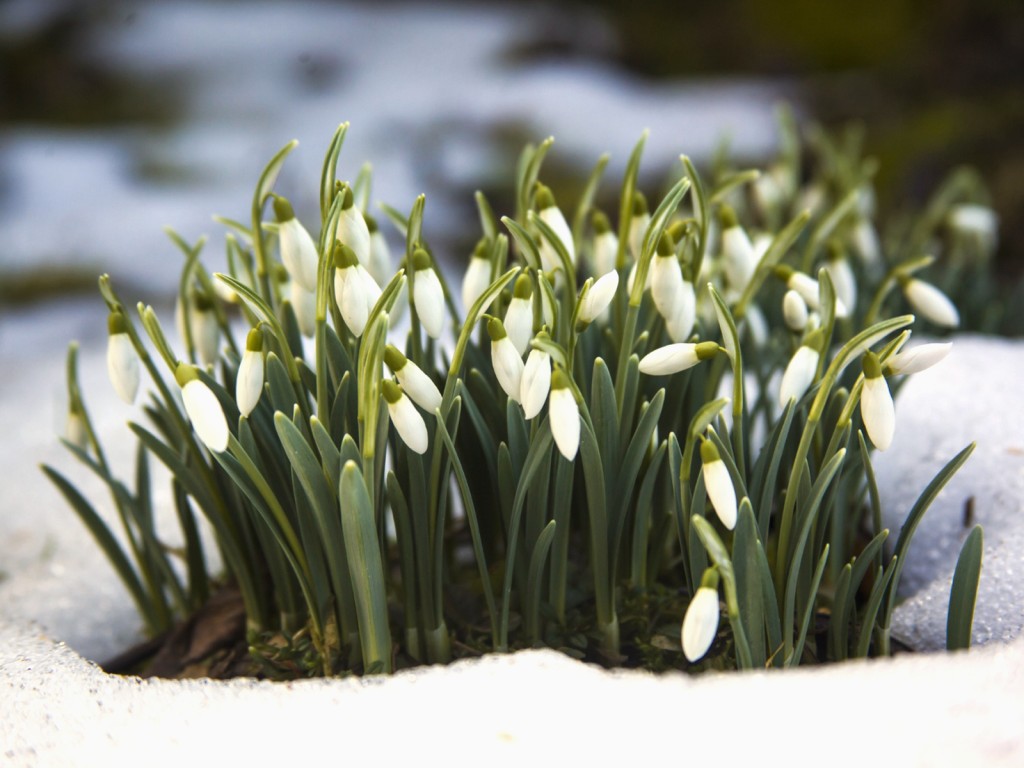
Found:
[176,363,228,453]
[66,408,89,451]
[743,302,769,348]
[504,274,534,356]
[273,195,319,292]
[382,379,428,455]
[899,275,959,328]
[578,270,619,326]
[548,368,580,461]
[591,210,619,275]
[779,329,823,406]
[775,265,848,318]
[948,203,998,249]
[638,341,719,376]
[384,344,442,413]
[850,218,882,268]
[106,312,139,404]
[411,248,445,339]
[825,244,857,312]
[462,238,492,313]
[884,341,952,376]
[682,568,721,662]
[521,341,552,420]
[235,326,265,418]
[191,291,220,367]
[628,191,650,262]
[333,241,381,337]
[651,232,685,320]
[782,289,809,332]
[337,184,371,267]
[861,351,894,451]
[488,317,524,402]
[364,214,392,287]
[719,206,758,293]
[665,278,697,342]
[535,184,574,272]
[700,438,737,530]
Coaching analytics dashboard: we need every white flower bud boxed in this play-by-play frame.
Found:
[536,184,575,271]
[850,218,882,267]
[901,277,959,328]
[701,439,737,530]
[779,334,821,406]
[365,214,392,287]
[411,249,445,339]
[106,314,139,404]
[651,237,685,320]
[488,318,524,402]
[948,203,997,247]
[66,410,89,451]
[333,242,381,338]
[549,369,580,461]
[504,275,534,356]
[177,366,229,454]
[682,573,721,662]
[665,280,696,342]
[384,345,441,413]
[462,240,493,313]
[235,327,265,418]
[885,342,952,376]
[578,270,619,325]
[861,352,894,451]
[638,341,719,376]
[719,207,757,293]
[337,186,371,267]
[521,347,552,420]
[383,380,428,454]
[592,210,619,276]
[825,251,857,312]
[274,197,320,293]
[782,290,809,332]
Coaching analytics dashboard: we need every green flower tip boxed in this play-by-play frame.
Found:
[333,240,359,269]
[699,567,720,590]
[411,248,432,271]
[656,232,676,257]
[513,273,533,299]
[534,183,556,210]
[272,195,295,222]
[717,205,738,229]
[862,350,883,379]
[174,362,199,387]
[193,290,215,311]
[827,239,844,261]
[472,237,490,259]
[245,326,264,352]
[107,311,129,336]
[592,209,611,234]
[364,213,378,233]
[695,341,720,361]
[700,437,721,464]
[667,219,688,241]
[384,344,407,372]
[486,317,507,341]
[550,367,572,392]
[381,379,403,404]
[340,184,355,210]
[773,264,795,282]
[631,191,648,216]
[802,327,825,350]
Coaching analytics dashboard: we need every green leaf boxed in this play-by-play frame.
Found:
[787,544,829,667]
[525,520,558,644]
[947,525,984,651]
[339,460,393,673]
[572,153,610,256]
[733,500,767,667]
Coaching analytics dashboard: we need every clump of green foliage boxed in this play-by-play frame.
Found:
[45,110,988,676]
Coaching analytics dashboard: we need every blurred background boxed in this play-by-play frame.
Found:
[1,0,1020,310]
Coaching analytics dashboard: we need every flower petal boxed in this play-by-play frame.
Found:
[235,349,264,417]
[107,332,139,404]
[638,343,699,376]
[521,349,551,420]
[702,458,737,530]
[414,268,445,339]
[182,379,229,453]
[861,375,895,451]
[549,387,580,460]
[388,393,429,454]
[682,587,720,662]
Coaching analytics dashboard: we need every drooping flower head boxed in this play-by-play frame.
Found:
[462,238,493,313]
[273,194,319,292]
[487,317,524,403]
[236,325,265,418]
[719,205,757,294]
[504,273,535,356]
[779,328,823,406]
[628,190,650,263]
[521,337,552,420]
[577,270,619,327]
[591,209,619,276]
[333,240,382,338]
[535,183,574,273]
[337,183,371,267]
[548,368,580,461]
[384,344,442,413]
[884,341,952,376]
[411,247,445,339]
[175,363,229,454]
[899,275,959,328]
[682,568,721,662]
[638,341,720,377]
[650,231,685,321]
[700,438,737,530]
[861,351,895,451]
[364,213,392,288]
[106,311,139,404]
[382,379,428,455]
